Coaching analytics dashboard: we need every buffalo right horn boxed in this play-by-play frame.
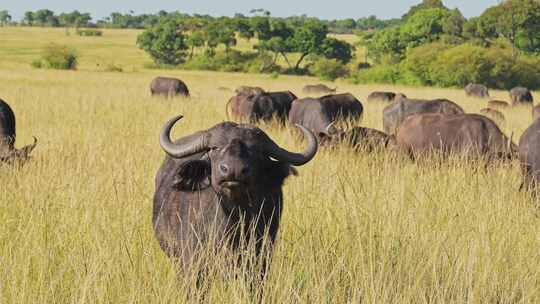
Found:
[264,124,318,166]
[159,115,209,159]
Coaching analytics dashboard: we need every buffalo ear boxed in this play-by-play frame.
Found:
[172,160,211,191]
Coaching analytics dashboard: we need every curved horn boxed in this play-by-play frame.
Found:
[325,122,339,135]
[225,97,233,120]
[507,132,514,153]
[159,115,209,159]
[19,136,37,158]
[265,124,318,166]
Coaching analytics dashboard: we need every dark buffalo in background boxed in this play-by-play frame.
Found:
[465,83,490,98]
[533,105,540,121]
[395,113,516,160]
[302,84,336,94]
[288,93,364,143]
[519,118,540,191]
[383,98,464,135]
[510,87,533,105]
[0,98,37,163]
[480,108,505,125]
[235,86,265,96]
[488,100,510,109]
[226,91,297,124]
[330,127,392,152]
[153,116,318,277]
[150,77,190,97]
[367,91,406,103]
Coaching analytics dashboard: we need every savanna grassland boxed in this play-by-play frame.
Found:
[0,27,539,303]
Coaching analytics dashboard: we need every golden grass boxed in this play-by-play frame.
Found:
[0,27,539,303]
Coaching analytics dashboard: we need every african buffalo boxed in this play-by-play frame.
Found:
[0,98,37,163]
[465,83,490,98]
[288,93,364,142]
[488,100,510,109]
[150,77,190,97]
[383,98,465,135]
[302,84,336,94]
[510,87,533,105]
[395,113,515,160]
[153,115,318,278]
[519,118,540,191]
[480,108,505,125]
[367,92,406,103]
[235,86,265,96]
[330,127,392,152]
[226,91,297,124]
[533,105,540,121]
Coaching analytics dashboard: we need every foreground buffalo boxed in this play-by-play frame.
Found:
[510,87,533,105]
[533,105,540,121]
[367,92,406,103]
[383,98,464,135]
[519,118,540,191]
[0,99,37,163]
[288,93,364,142]
[480,108,505,125]
[488,100,510,109]
[153,116,318,277]
[226,91,297,124]
[150,77,190,97]
[395,113,515,159]
[465,83,490,98]
[302,84,336,94]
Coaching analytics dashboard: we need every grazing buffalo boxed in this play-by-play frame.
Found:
[288,93,364,142]
[465,83,490,98]
[302,84,336,94]
[395,113,516,160]
[150,77,190,97]
[153,116,318,277]
[533,105,540,121]
[0,99,37,163]
[519,119,540,191]
[330,127,392,152]
[488,100,510,109]
[383,98,464,135]
[367,92,407,103]
[226,91,297,124]
[510,87,533,105]
[480,108,505,125]
[235,86,265,96]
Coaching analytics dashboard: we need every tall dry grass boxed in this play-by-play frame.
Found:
[0,27,539,303]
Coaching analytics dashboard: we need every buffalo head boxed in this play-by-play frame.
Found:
[159,116,317,200]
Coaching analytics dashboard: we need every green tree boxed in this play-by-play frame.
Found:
[0,10,11,26]
[290,19,328,70]
[136,19,189,65]
[402,0,447,20]
[319,37,354,64]
[187,31,205,59]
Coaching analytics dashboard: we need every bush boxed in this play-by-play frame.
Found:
[309,58,349,81]
[351,65,401,84]
[182,50,280,74]
[32,44,77,70]
[76,29,103,36]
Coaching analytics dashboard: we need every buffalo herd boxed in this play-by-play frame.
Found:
[2,76,538,285]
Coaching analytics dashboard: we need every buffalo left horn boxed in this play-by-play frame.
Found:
[264,124,318,166]
[159,115,210,159]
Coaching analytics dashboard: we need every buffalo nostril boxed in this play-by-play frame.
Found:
[240,167,250,176]
[219,164,229,174]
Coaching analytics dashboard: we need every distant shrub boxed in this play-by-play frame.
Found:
[76,29,103,37]
[32,44,77,70]
[182,50,279,74]
[351,65,401,84]
[309,58,349,81]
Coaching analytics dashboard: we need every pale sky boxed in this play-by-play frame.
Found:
[3,0,499,21]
